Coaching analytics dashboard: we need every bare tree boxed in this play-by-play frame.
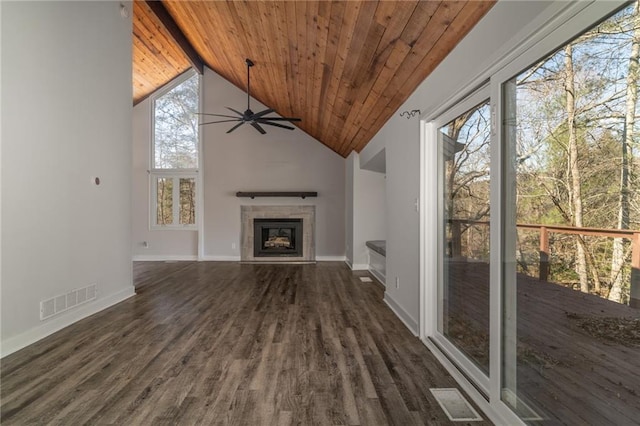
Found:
[610,0,640,302]
[443,103,491,259]
[564,44,591,293]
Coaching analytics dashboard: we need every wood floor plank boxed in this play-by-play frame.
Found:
[1,262,489,425]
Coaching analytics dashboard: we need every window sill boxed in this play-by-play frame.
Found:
[150,225,198,231]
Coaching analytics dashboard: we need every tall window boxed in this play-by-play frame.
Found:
[151,71,199,229]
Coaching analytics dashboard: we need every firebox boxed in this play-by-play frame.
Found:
[253,218,303,257]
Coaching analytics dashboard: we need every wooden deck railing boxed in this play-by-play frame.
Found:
[449,220,640,308]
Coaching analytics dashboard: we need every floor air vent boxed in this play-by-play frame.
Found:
[430,388,483,422]
[359,276,373,282]
[40,284,97,320]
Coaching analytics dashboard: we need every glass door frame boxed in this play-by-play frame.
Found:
[426,85,492,396]
[419,1,628,423]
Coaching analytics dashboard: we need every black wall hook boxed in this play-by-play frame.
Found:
[399,109,421,119]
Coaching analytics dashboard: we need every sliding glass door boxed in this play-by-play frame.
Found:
[501,4,640,422]
[433,90,492,392]
[424,1,636,423]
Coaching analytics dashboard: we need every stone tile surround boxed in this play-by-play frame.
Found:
[240,205,315,262]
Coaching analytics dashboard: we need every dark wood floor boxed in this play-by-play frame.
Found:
[1,262,489,425]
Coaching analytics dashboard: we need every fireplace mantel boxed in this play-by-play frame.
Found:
[236,191,318,199]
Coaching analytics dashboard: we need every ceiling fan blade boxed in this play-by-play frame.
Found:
[226,107,245,117]
[258,120,295,131]
[204,60,300,134]
[195,113,240,119]
[227,121,246,133]
[250,122,267,134]
[251,108,275,119]
[199,119,242,126]
[257,116,302,122]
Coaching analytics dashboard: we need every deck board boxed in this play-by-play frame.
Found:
[447,261,639,424]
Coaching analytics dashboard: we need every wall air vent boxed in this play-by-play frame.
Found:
[40,284,97,320]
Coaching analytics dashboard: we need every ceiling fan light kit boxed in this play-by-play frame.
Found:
[198,58,301,134]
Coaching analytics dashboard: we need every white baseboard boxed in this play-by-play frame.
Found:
[348,262,369,271]
[132,255,198,261]
[1,286,136,358]
[134,255,345,262]
[199,255,241,261]
[316,256,346,262]
[369,268,386,286]
[383,292,419,335]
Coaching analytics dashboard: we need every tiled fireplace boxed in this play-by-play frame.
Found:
[240,205,315,262]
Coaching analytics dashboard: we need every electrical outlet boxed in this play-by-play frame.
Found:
[232,242,237,250]
[395,277,400,289]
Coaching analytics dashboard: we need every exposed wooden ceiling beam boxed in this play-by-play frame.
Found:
[144,0,204,75]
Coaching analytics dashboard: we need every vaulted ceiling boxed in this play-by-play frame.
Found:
[133,0,495,157]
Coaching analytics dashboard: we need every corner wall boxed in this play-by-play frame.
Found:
[345,155,355,265]
[345,152,386,270]
[132,97,198,260]
[1,1,135,356]
[359,0,556,335]
[131,68,346,261]
[200,68,345,260]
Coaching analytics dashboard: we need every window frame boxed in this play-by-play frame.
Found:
[430,86,492,396]
[149,69,200,230]
[420,1,630,424]
[492,1,636,417]
[149,170,198,229]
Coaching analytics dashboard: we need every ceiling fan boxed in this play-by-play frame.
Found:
[197,58,301,134]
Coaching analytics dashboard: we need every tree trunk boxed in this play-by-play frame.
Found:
[586,248,603,293]
[565,44,590,293]
[610,0,639,303]
[446,114,471,259]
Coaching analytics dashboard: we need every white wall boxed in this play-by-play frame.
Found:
[132,97,198,260]
[361,147,386,174]
[131,69,345,261]
[345,152,386,270]
[374,111,422,332]
[359,0,557,334]
[201,68,345,260]
[132,64,345,260]
[345,155,355,265]
[1,1,135,356]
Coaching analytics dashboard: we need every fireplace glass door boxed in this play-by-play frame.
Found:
[253,218,303,257]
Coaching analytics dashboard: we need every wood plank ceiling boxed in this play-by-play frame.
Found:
[132,1,191,102]
[133,1,495,157]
